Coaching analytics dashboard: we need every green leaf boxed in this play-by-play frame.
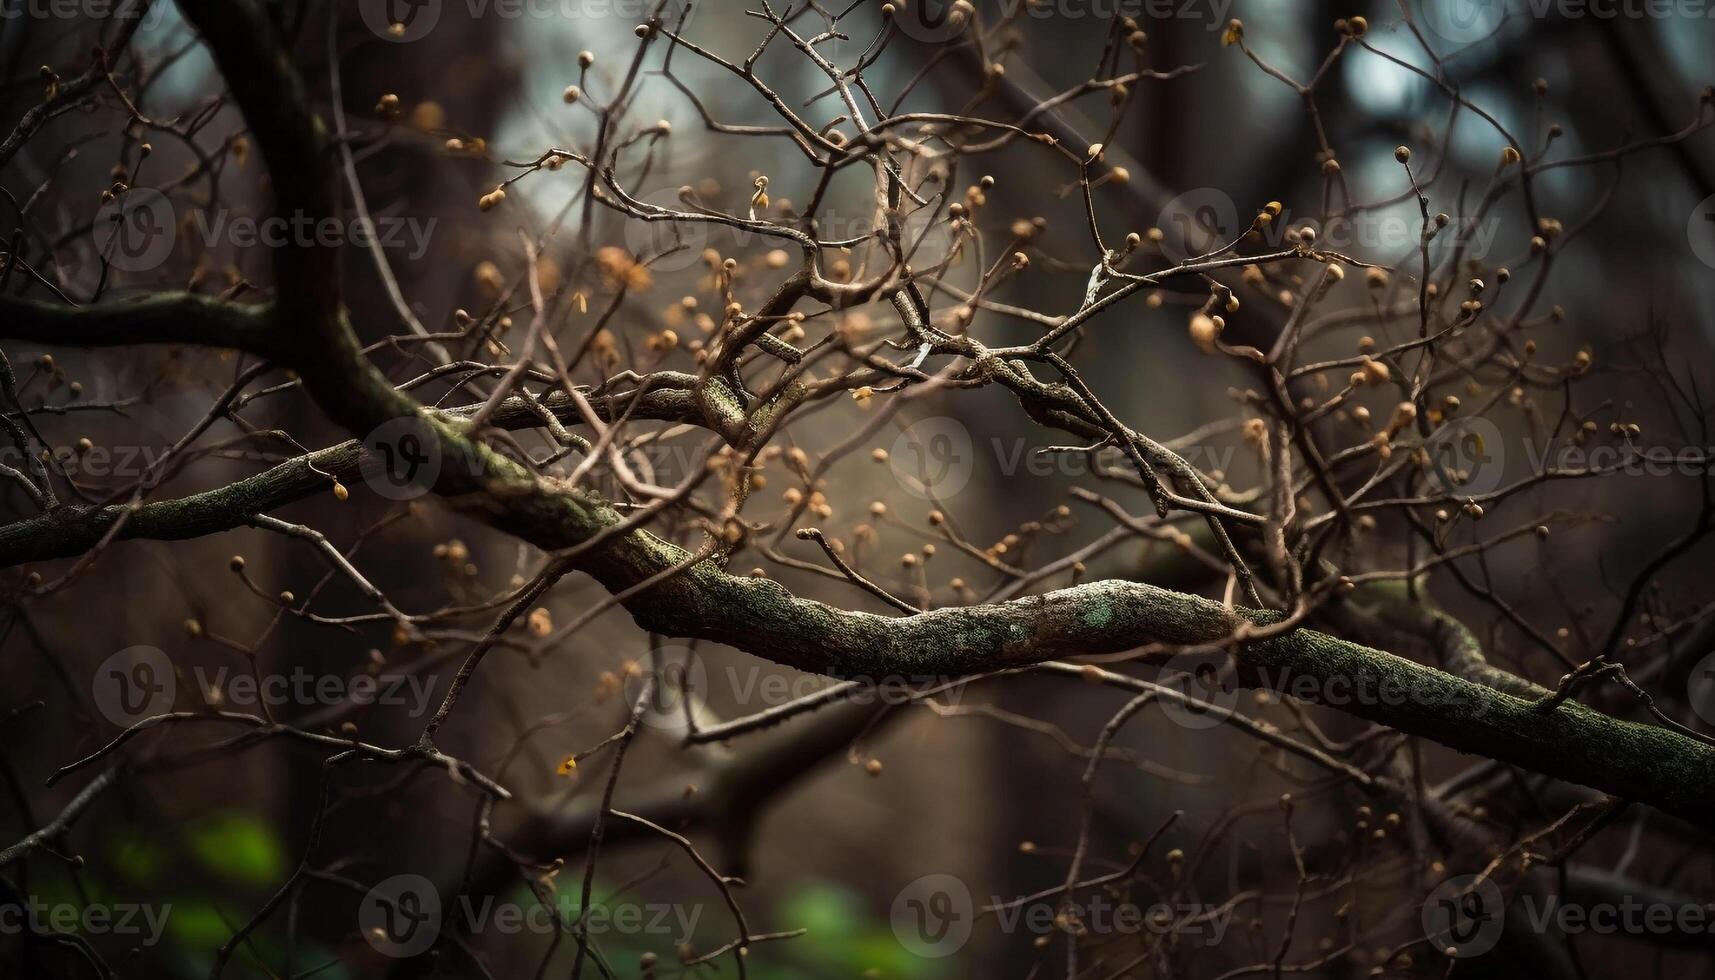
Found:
[185,812,286,886]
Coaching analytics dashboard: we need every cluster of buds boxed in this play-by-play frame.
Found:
[1333,15,1369,36]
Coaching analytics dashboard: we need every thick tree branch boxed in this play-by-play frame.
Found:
[0,293,284,359]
